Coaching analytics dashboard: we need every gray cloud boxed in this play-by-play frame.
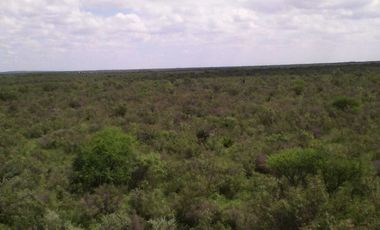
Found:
[0,0,379,71]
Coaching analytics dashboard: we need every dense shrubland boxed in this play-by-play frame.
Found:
[0,63,380,229]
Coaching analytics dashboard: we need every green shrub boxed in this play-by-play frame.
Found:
[221,117,237,129]
[71,128,138,191]
[68,100,82,109]
[268,148,373,193]
[42,83,58,92]
[82,185,124,217]
[148,217,177,230]
[0,89,17,101]
[99,211,131,230]
[38,129,81,153]
[291,80,305,95]
[257,106,276,126]
[196,129,210,143]
[131,188,174,219]
[222,137,234,148]
[269,176,328,229]
[332,96,360,111]
[267,148,323,185]
[112,104,127,117]
[0,176,45,228]
[131,153,167,188]
[320,157,370,193]
[43,210,65,230]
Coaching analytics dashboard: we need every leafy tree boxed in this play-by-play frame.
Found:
[320,156,372,193]
[268,148,374,193]
[267,148,323,185]
[72,128,138,191]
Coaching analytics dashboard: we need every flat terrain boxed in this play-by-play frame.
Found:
[0,62,379,229]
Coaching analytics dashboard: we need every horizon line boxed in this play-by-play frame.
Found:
[1,60,380,74]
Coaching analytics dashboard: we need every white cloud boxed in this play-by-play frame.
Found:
[0,0,379,71]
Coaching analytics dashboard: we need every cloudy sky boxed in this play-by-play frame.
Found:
[1,0,380,71]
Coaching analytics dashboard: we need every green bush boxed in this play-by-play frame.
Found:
[112,104,127,117]
[0,89,18,101]
[291,80,305,95]
[267,148,323,185]
[82,185,124,217]
[222,137,234,148]
[269,176,328,229]
[320,157,370,193]
[131,188,174,219]
[332,96,360,111]
[71,128,138,191]
[99,211,131,230]
[268,148,373,193]
[196,129,210,144]
[131,153,167,188]
[148,217,177,230]
[68,100,82,109]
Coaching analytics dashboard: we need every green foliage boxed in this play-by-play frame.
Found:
[268,148,323,185]
[291,79,305,95]
[82,185,124,217]
[0,177,45,228]
[221,116,237,129]
[221,137,234,148]
[0,63,379,229]
[43,210,81,230]
[72,128,138,191]
[112,104,127,117]
[0,89,17,101]
[268,148,374,193]
[196,128,210,143]
[131,153,167,188]
[268,176,329,229]
[148,217,177,230]
[131,188,174,219]
[319,156,371,193]
[332,96,360,111]
[99,212,131,230]
[38,129,81,153]
[256,106,276,126]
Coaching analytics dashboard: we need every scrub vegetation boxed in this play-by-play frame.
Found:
[0,62,380,229]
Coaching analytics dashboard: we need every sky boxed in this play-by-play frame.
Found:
[1,0,380,71]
